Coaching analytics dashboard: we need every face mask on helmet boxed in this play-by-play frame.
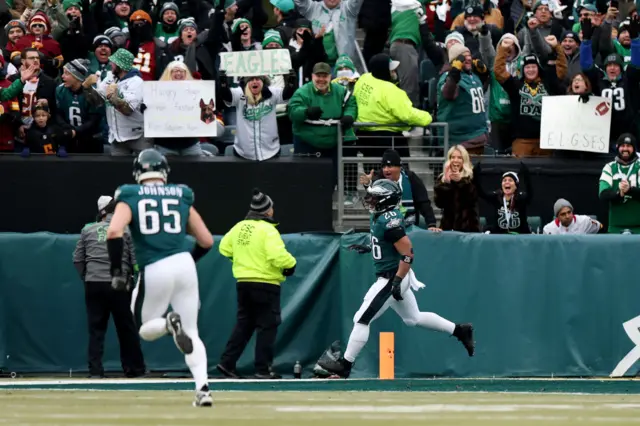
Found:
[363,182,401,213]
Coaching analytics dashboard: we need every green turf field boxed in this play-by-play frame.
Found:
[2,379,640,425]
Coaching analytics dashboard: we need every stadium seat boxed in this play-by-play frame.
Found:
[224,144,235,156]
[528,216,542,234]
[420,59,437,82]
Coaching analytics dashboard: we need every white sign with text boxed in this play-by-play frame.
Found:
[540,95,612,154]
[143,80,217,138]
[219,49,292,77]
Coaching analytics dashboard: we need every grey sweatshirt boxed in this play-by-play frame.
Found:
[73,215,136,283]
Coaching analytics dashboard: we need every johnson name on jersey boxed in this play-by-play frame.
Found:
[115,183,194,267]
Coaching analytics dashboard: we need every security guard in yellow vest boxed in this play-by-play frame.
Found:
[216,188,296,379]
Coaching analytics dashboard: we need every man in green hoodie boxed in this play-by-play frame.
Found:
[289,62,357,158]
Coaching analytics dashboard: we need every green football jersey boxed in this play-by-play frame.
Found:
[370,208,405,275]
[55,84,101,129]
[116,183,194,268]
[437,71,488,145]
[599,159,640,229]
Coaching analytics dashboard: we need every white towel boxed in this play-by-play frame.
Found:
[406,269,426,291]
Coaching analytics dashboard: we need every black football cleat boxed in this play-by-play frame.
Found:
[317,357,352,378]
[453,323,475,357]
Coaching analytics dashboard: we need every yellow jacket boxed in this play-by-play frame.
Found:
[353,73,433,132]
[219,215,296,285]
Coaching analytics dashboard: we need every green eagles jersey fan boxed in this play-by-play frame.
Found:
[599,156,640,232]
[56,84,101,129]
[437,71,488,145]
[365,179,406,275]
[115,149,194,267]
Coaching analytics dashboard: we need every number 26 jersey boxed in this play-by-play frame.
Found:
[115,183,193,268]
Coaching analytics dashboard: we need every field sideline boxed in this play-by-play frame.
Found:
[2,378,640,425]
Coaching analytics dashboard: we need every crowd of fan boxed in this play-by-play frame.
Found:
[0,0,638,160]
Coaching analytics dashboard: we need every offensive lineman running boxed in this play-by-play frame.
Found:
[107,149,213,406]
[319,179,474,378]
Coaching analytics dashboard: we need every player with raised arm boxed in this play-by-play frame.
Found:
[106,149,214,407]
[319,179,475,378]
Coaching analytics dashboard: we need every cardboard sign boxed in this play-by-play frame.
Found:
[143,81,217,138]
[219,49,292,77]
[540,95,612,154]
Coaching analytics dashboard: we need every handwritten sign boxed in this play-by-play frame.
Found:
[540,95,612,154]
[143,81,217,138]
[219,49,292,77]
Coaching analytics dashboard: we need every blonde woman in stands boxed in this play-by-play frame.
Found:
[434,145,480,232]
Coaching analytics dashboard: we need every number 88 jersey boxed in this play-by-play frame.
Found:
[115,183,193,268]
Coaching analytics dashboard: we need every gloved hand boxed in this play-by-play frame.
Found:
[479,22,489,35]
[219,70,229,89]
[390,275,403,301]
[20,147,30,158]
[581,18,593,40]
[111,270,129,291]
[340,115,354,128]
[450,54,465,71]
[473,58,487,74]
[283,265,296,276]
[348,244,371,254]
[578,93,590,103]
[231,26,249,51]
[285,69,297,88]
[448,67,461,83]
[306,106,323,120]
[630,15,640,40]
[56,146,68,158]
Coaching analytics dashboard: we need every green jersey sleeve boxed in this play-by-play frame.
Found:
[177,184,194,207]
[114,184,139,210]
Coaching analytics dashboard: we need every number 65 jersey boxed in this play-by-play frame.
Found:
[115,183,193,268]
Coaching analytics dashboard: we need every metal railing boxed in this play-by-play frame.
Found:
[335,121,449,229]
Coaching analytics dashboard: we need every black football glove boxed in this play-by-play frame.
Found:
[306,106,323,120]
[340,115,354,128]
[348,244,371,254]
[111,269,129,291]
[448,67,461,83]
[390,275,403,301]
[630,15,640,40]
[578,93,590,103]
[581,18,593,40]
[219,70,229,89]
[473,58,488,74]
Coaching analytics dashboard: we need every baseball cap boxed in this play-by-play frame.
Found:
[312,62,331,74]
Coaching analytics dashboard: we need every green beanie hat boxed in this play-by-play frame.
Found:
[262,29,283,48]
[231,18,251,33]
[335,54,355,72]
[63,0,82,11]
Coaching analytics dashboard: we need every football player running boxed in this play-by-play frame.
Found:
[319,179,475,378]
[107,149,214,406]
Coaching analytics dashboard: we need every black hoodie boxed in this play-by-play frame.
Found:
[474,162,533,234]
